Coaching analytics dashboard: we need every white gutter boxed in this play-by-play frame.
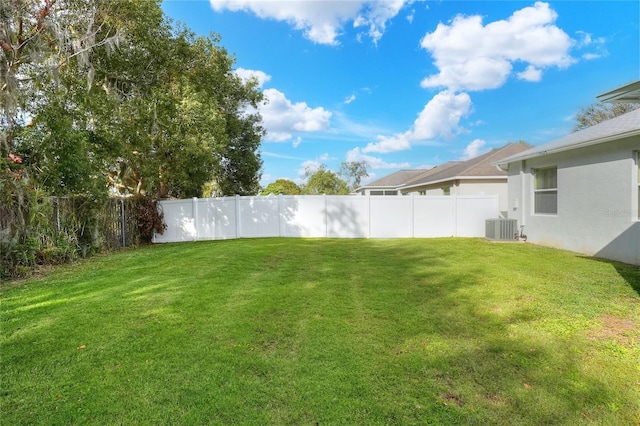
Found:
[399,175,506,191]
[495,128,640,167]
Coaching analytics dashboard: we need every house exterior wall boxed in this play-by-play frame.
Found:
[356,188,400,196]
[404,179,509,216]
[506,135,640,266]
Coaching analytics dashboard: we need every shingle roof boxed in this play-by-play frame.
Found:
[496,108,640,167]
[400,142,531,189]
[360,169,431,188]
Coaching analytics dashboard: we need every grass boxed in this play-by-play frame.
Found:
[1,238,639,425]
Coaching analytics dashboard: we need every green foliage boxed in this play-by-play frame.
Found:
[2,239,639,423]
[261,179,301,195]
[574,102,640,131]
[339,160,369,191]
[302,165,350,195]
[4,0,264,199]
[0,192,165,279]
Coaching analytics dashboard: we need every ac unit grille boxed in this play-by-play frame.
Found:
[485,219,517,240]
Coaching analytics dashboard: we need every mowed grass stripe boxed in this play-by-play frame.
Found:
[1,238,639,425]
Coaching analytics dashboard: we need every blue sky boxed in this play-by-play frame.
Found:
[161,0,640,187]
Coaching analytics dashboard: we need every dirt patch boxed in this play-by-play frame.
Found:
[441,393,465,408]
[588,314,638,349]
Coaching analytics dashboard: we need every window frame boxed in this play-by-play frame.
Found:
[533,166,558,215]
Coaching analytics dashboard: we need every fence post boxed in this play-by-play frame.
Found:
[192,197,198,241]
[55,197,61,232]
[120,198,126,247]
[410,194,415,238]
[453,195,458,237]
[368,195,371,239]
[235,195,241,239]
[278,195,283,237]
[324,194,328,238]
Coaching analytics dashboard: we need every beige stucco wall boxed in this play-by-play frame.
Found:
[507,135,640,266]
[404,179,509,216]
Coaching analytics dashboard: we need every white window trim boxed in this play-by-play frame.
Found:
[533,166,558,216]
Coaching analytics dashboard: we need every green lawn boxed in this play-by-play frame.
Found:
[1,238,639,425]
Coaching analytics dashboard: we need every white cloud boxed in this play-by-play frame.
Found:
[234,67,271,88]
[344,94,357,104]
[363,133,411,154]
[575,31,608,60]
[209,0,412,45]
[353,0,411,45]
[298,160,322,176]
[406,9,415,24]
[461,139,487,160]
[517,65,542,82]
[346,148,411,169]
[261,88,332,142]
[363,90,472,153]
[420,2,575,91]
[292,137,302,148]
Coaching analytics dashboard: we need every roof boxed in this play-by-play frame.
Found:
[496,108,640,167]
[359,169,431,189]
[401,161,462,187]
[596,81,640,103]
[400,142,532,190]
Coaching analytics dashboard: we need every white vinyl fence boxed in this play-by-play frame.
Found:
[153,195,499,243]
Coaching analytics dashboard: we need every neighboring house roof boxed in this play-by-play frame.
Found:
[400,142,532,190]
[496,108,640,167]
[596,80,640,103]
[358,169,431,189]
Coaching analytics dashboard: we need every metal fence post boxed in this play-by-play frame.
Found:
[55,197,61,232]
[120,198,126,247]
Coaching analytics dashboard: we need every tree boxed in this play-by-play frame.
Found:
[5,0,265,199]
[574,102,640,131]
[339,160,369,191]
[301,166,349,195]
[261,179,301,195]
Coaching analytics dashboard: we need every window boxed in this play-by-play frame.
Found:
[370,190,398,196]
[534,166,557,214]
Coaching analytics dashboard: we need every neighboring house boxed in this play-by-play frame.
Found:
[357,142,531,217]
[496,81,640,266]
[356,169,432,196]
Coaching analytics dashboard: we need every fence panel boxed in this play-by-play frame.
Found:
[281,196,327,237]
[154,194,499,243]
[238,196,280,238]
[155,199,196,243]
[196,197,237,240]
[369,196,413,238]
[327,196,369,238]
[413,197,456,237]
[456,196,500,237]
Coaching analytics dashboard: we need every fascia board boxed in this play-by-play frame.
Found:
[495,128,640,167]
[399,175,506,191]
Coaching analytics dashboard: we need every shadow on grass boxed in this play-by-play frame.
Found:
[586,256,640,296]
[2,238,638,424]
[341,239,638,424]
